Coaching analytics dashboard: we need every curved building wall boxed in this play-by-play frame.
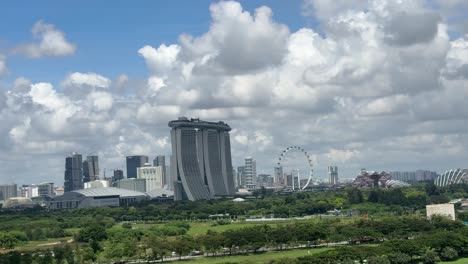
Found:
[170,118,236,201]
[221,132,236,194]
[204,130,228,196]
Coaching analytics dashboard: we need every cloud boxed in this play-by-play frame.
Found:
[3,0,468,185]
[15,20,76,58]
[0,55,8,78]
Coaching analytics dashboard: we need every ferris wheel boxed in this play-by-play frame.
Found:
[277,146,314,190]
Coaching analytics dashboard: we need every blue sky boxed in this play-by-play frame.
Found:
[1,0,308,86]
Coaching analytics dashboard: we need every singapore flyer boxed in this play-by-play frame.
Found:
[277,146,314,190]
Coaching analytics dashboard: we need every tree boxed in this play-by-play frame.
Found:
[422,249,440,264]
[389,253,411,264]
[171,235,195,260]
[440,246,458,261]
[53,245,66,264]
[368,255,391,264]
[76,223,107,242]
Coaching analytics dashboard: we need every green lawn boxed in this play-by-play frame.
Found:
[440,258,468,264]
[174,247,331,264]
[16,237,73,251]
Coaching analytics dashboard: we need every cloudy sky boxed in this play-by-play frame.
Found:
[1,0,468,185]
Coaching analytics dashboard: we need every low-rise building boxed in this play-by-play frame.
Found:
[48,187,148,210]
[113,178,146,192]
[426,203,456,220]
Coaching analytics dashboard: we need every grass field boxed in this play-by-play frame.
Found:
[174,247,331,263]
[440,258,468,264]
[16,237,72,251]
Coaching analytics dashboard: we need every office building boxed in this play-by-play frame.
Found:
[274,166,283,188]
[113,178,146,192]
[328,166,339,185]
[257,174,274,188]
[20,185,39,198]
[169,117,236,201]
[237,166,246,188]
[83,156,99,183]
[0,184,18,202]
[153,155,168,188]
[113,169,124,182]
[38,182,54,197]
[244,157,257,190]
[126,156,149,179]
[64,153,83,192]
[137,166,164,192]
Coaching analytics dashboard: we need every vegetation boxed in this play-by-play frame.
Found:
[0,183,467,263]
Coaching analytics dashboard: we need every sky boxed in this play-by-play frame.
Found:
[1,0,468,186]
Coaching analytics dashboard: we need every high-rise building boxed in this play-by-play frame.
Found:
[137,166,164,192]
[153,155,167,187]
[169,117,236,201]
[64,153,83,192]
[38,182,54,197]
[274,166,283,188]
[83,156,99,183]
[257,174,274,188]
[126,156,149,179]
[237,166,246,188]
[113,169,124,182]
[328,166,339,185]
[244,157,257,190]
[0,184,18,202]
[20,185,38,198]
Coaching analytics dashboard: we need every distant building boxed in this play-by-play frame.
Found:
[113,169,124,182]
[38,182,54,197]
[113,178,146,192]
[48,187,148,210]
[137,166,164,192]
[390,170,438,183]
[20,185,38,198]
[84,180,110,189]
[64,153,83,192]
[0,184,18,202]
[352,170,392,188]
[244,157,257,190]
[83,156,99,183]
[169,117,236,201]
[426,203,456,220]
[2,197,36,209]
[237,166,246,188]
[153,155,167,188]
[54,187,64,196]
[328,166,339,185]
[126,156,149,179]
[274,166,284,188]
[257,174,274,188]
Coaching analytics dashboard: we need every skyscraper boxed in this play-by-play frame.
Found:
[64,153,83,192]
[328,166,339,185]
[83,156,99,183]
[126,156,149,179]
[237,166,246,188]
[0,184,17,201]
[274,166,283,188]
[244,157,257,190]
[169,117,235,201]
[153,155,167,187]
[113,169,124,182]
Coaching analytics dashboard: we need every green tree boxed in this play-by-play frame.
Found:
[440,246,458,261]
[422,249,440,264]
[171,235,196,260]
[76,223,107,242]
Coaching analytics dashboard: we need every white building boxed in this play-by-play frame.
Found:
[426,203,456,220]
[244,157,257,190]
[137,166,164,192]
[84,180,110,189]
[20,185,39,198]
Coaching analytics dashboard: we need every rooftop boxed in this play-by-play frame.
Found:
[72,187,147,198]
[168,117,231,131]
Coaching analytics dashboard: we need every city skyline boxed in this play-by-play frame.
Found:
[1,0,468,185]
